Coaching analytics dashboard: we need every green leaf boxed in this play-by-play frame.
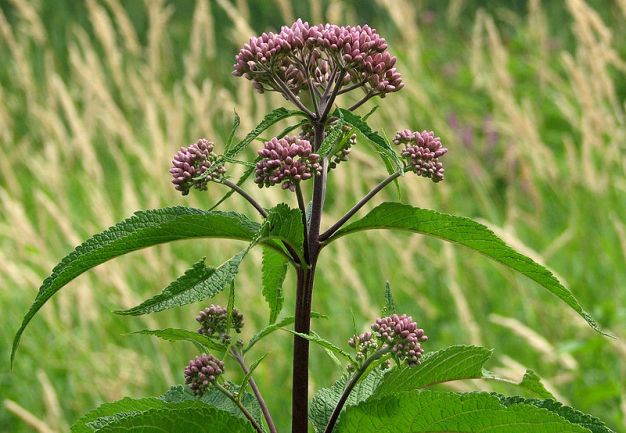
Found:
[116,252,247,315]
[318,119,345,157]
[260,204,304,259]
[12,207,260,365]
[161,385,264,427]
[261,247,288,324]
[225,107,303,158]
[283,329,354,363]
[244,312,325,353]
[225,111,241,152]
[71,396,255,433]
[331,202,607,335]
[310,369,385,432]
[128,328,226,355]
[382,281,396,315]
[336,390,591,433]
[518,369,555,399]
[374,345,492,396]
[238,354,269,399]
[335,108,402,173]
[497,395,615,433]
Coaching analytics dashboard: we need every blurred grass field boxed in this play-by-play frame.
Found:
[0,0,625,432]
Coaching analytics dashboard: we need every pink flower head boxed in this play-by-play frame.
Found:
[393,130,448,182]
[255,136,321,191]
[170,139,226,195]
[372,314,428,366]
[233,19,403,101]
[184,354,224,395]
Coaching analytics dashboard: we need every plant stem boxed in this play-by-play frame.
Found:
[215,383,264,433]
[348,91,376,112]
[295,182,310,264]
[291,121,326,433]
[320,70,347,122]
[232,350,278,433]
[222,179,267,218]
[319,171,401,242]
[323,348,390,433]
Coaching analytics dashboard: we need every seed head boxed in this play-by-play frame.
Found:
[255,136,321,191]
[393,130,447,182]
[196,304,244,344]
[184,354,224,396]
[170,139,226,195]
[372,314,428,366]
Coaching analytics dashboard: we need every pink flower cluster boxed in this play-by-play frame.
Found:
[393,130,448,182]
[233,19,403,98]
[184,353,224,396]
[255,136,321,191]
[196,304,244,344]
[372,314,428,366]
[170,138,225,195]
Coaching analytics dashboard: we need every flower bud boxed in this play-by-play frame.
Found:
[170,139,226,195]
[393,130,447,182]
[255,136,321,191]
[196,304,244,344]
[372,314,428,366]
[184,353,224,396]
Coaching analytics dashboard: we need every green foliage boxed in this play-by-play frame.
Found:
[244,312,325,353]
[161,385,263,426]
[71,395,255,433]
[336,390,591,433]
[225,108,304,158]
[373,345,493,395]
[382,281,396,315]
[318,119,346,158]
[283,329,355,363]
[496,395,615,433]
[115,254,244,315]
[261,247,288,324]
[261,204,304,251]
[309,370,385,432]
[129,328,227,355]
[335,108,402,173]
[11,207,260,365]
[330,202,606,335]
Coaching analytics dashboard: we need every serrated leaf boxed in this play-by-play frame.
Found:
[161,385,264,427]
[12,207,260,365]
[497,395,615,433]
[129,328,226,355]
[260,204,304,260]
[226,107,303,158]
[336,390,590,433]
[310,369,385,432]
[71,396,255,433]
[518,369,555,399]
[116,251,247,315]
[318,119,345,157]
[382,281,396,315]
[335,108,402,173]
[261,247,288,324]
[244,312,326,353]
[331,202,607,335]
[283,329,354,363]
[374,345,493,396]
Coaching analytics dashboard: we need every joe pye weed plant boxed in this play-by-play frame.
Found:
[10,19,616,433]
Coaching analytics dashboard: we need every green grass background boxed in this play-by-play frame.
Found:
[0,0,624,432]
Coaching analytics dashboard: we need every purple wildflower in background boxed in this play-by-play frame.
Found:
[196,304,244,344]
[372,314,428,366]
[170,138,225,195]
[232,19,403,100]
[255,136,321,191]
[393,129,447,182]
[184,354,224,396]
